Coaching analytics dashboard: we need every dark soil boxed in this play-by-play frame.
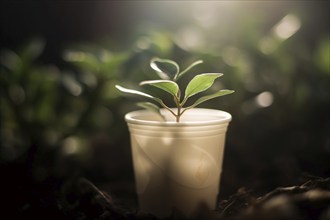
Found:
[2,161,329,220]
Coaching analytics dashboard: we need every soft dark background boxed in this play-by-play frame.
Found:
[1,0,329,216]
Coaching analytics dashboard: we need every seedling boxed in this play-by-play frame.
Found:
[116,58,234,122]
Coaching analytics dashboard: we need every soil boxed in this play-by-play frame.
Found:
[2,162,329,220]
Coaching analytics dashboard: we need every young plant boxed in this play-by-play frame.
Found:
[116,58,234,122]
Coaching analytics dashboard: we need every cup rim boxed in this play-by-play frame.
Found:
[125,108,232,127]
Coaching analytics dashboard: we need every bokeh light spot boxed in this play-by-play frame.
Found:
[274,14,301,40]
[62,137,79,155]
[63,75,82,96]
[256,91,274,107]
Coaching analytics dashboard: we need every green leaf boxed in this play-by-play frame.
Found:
[115,85,154,99]
[116,85,176,117]
[187,90,235,109]
[184,73,223,102]
[150,57,179,80]
[137,102,165,121]
[63,50,100,72]
[139,80,179,97]
[175,60,203,81]
[21,37,45,62]
[101,52,128,73]
[115,85,164,106]
[0,49,21,72]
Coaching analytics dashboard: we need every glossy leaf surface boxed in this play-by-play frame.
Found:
[140,80,179,97]
[150,58,179,80]
[184,73,223,101]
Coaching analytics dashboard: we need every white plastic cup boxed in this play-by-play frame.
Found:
[125,108,232,217]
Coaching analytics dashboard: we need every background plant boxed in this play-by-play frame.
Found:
[0,39,128,180]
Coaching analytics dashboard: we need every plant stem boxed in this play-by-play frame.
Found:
[158,101,177,119]
[174,93,182,122]
[176,107,181,122]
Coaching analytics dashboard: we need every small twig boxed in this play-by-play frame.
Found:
[219,200,235,217]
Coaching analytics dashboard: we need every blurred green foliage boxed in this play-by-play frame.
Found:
[0,39,130,181]
[0,1,329,196]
